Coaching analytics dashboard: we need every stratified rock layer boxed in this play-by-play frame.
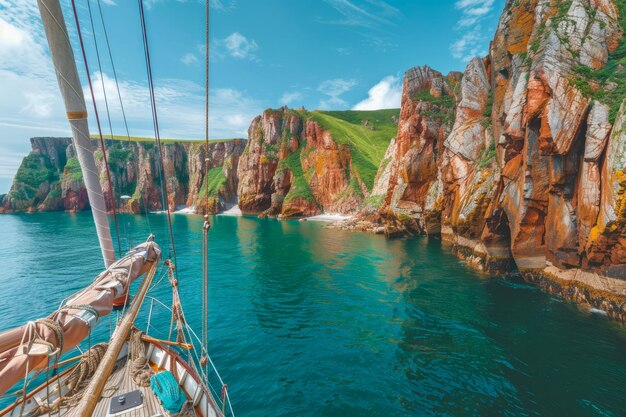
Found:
[237,107,398,217]
[2,0,626,320]
[1,138,246,214]
[348,0,626,318]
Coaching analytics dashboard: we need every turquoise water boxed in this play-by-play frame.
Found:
[1,212,626,417]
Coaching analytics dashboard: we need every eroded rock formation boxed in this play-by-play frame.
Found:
[1,137,246,214]
[237,107,397,217]
[336,0,626,318]
[2,0,626,320]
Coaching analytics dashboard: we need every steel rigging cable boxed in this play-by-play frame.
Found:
[137,0,178,275]
[95,0,153,234]
[202,0,211,362]
[70,0,122,258]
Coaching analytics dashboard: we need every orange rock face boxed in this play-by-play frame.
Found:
[365,0,626,281]
[237,107,385,218]
[379,66,458,232]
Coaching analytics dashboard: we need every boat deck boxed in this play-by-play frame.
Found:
[4,340,221,417]
[43,358,173,417]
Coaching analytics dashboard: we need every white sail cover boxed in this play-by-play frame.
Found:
[0,239,161,395]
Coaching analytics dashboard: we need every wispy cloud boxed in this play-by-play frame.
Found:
[450,29,486,61]
[321,0,401,53]
[449,0,497,62]
[212,32,259,61]
[143,0,234,10]
[180,52,198,65]
[87,71,260,138]
[322,0,399,28]
[280,91,305,106]
[352,75,401,110]
[0,0,260,192]
[209,0,236,10]
[0,0,67,191]
[455,0,495,26]
[317,78,357,109]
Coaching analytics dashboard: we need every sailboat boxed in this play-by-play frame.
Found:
[0,1,232,416]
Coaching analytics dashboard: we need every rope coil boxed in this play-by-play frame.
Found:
[58,343,109,408]
[129,330,151,387]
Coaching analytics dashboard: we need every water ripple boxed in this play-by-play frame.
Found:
[1,213,625,416]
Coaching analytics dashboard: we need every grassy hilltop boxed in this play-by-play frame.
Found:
[299,109,399,190]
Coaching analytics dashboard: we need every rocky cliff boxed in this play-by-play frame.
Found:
[3,0,626,319]
[335,0,626,319]
[236,107,398,217]
[0,137,246,214]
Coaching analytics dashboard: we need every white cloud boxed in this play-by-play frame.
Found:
[209,88,261,137]
[0,17,25,48]
[455,0,495,26]
[449,0,496,62]
[450,28,488,61]
[180,52,198,65]
[101,0,117,5]
[317,78,357,109]
[0,1,68,192]
[213,32,258,60]
[0,0,262,192]
[318,78,357,97]
[352,75,401,110]
[85,71,260,139]
[280,91,304,106]
[210,0,236,10]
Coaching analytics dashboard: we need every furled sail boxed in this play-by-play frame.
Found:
[38,0,116,268]
[0,238,161,395]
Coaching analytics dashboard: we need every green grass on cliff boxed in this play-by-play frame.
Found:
[409,91,456,125]
[200,166,227,198]
[300,109,399,190]
[571,0,626,123]
[411,90,455,108]
[13,153,59,200]
[278,148,316,203]
[63,157,83,181]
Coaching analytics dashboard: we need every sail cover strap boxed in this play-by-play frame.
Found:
[0,239,161,395]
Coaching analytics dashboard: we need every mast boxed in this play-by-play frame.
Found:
[37,0,116,267]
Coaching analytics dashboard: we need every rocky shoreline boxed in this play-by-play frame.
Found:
[2,0,626,320]
[329,215,626,321]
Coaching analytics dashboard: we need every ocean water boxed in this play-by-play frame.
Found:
[1,212,625,417]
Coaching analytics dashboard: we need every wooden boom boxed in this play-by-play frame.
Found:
[75,260,160,417]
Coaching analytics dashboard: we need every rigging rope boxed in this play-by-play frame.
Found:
[96,0,130,143]
[137,0,178,274]
[86,0,114,145]
[202,217,209,356]
[70,0,122,258]
[200,0,211,374]
[96,0,154,229]
[204,0,210,212]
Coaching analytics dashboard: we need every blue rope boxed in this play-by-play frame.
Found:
[150,371,186,414]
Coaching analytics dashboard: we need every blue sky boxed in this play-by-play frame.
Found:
[0,0,504,193]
